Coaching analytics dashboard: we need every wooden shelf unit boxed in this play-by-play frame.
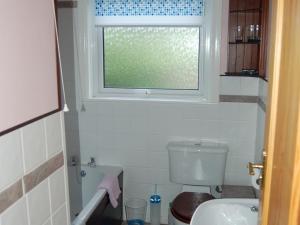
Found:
[227,0,269,78]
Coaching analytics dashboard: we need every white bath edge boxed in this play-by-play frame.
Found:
[72,188,106,225]
[71,164,123,225]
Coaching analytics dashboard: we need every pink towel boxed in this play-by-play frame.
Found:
[98,175,121,208]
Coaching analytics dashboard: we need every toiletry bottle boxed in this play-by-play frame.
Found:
[248,25,255,42]
[255,25,260,41]
[150,185,161,225]
[235,25,243,42]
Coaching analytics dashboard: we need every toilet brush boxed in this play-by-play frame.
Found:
[150,184,161,225]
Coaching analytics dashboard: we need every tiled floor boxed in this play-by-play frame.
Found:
[222,185,256,198]
[121,185,256,225]
[122,223,168,225]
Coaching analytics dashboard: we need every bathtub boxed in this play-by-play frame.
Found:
[72,165,123,225]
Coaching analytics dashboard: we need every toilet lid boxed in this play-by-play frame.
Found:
[171,192,214,223]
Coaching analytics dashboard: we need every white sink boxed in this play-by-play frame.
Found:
[191,198,259,225]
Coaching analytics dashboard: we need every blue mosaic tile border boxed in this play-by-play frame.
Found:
[95,0,204,16]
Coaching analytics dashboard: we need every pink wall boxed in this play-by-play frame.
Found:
[0,0,60,133]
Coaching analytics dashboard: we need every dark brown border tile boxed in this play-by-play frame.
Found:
[0,180,23,214]
[258,97,266,112]
[23,152,64,193]
[220,95,259,103]
[57,1,78,8]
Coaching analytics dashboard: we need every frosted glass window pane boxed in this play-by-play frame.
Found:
[103,27,199,90]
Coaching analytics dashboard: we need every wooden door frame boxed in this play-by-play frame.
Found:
[261,0,300,224]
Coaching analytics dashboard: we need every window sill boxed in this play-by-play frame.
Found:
[87,94,209,104]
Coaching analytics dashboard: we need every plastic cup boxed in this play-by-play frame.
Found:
[125,198,147,225]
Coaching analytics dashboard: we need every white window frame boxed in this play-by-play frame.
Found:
[93,25,205,99]
[76,0,223,102]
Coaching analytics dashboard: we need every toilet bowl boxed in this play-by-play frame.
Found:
[167,141,228,225]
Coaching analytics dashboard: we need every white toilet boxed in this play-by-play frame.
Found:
[167,140,228,225]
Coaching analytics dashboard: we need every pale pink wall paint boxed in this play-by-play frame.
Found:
[0,0,59,132]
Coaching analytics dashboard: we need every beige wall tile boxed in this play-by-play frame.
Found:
[1,198,28,225]
[0,130,23,191]
[0,113,69,225]
[22,120,47,173]
[49,167,66,212]
[42,219,51,225]
[52,204,68,225]
[45,113,63,158]
[26,180,51,225]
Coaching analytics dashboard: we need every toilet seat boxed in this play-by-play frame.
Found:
[170,192,214,223]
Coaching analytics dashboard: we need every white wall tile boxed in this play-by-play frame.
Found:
[78,98,259,223]
[218,103,258,122]
[221,138,256,158]
[113,132,147,151]
[79,100,259,185]
[113,101,149,118]
[79,131,99,155]
[26,180,51,225]
[1,198,29,225]
[224,170,251,186]
[240,77,259,96]
[182,103,219,121]
[0,130,23,191]
[255,100,267,162]
[52,205,68,225]
[237,103,258,121]
[45,113,63,158]
[220,77,260,96]
[176,119,220,138]
[219,121,256,140]
[79,113,98,133]
[42,219,51,225]
[83,101,114,116]
[220,77,241,95]
[125,167,170,185]
[148,152,169,169]
[22,120,47,173]
[49,168,66,212]
[225,155,254,174]
[96,115,115,133]
[146,133,170,152]
[254,79,268,162]
[259,79,268,104]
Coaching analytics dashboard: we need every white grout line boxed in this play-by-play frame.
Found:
[19,128,26,195]
[44,118,50,160]
[47,178,54,225]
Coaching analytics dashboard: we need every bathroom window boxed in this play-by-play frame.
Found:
[86,0,222,101]
[94,26,204,98]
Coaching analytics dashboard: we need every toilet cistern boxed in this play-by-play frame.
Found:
[167,140,229,225]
